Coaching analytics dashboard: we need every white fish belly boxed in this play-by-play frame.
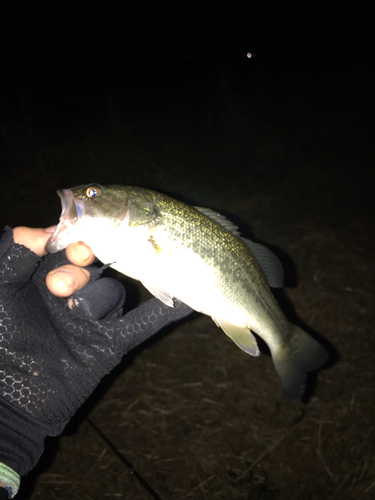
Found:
[86,225,253,329]
[138,245,250,326]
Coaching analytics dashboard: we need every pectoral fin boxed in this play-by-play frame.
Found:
[212,317,260,356]
[141,282,175,307]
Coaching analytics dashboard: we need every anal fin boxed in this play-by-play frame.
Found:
[212,317,260,356]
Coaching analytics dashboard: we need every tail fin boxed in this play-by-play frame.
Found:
[272,323,329,403]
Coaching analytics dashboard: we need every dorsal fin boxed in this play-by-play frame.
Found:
[194,207,242,237]
[242,238,284,288]
[194,206,284,288]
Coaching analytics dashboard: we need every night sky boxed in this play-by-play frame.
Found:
[1,16,372,129]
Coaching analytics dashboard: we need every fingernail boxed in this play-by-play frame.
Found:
[78,244,92,262]
[52,269,77,289]
[45,225,57,233]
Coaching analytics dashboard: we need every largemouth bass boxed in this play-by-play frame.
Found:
[46,183,328,402]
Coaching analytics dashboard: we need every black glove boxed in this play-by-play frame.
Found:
[0,227,192,497]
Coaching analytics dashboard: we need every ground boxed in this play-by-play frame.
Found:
[0,57,374,499]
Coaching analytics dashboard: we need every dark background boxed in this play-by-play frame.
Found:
[1,19,374,500]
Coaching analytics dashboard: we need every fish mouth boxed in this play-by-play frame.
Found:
[57,189,79,222]
[45,189,82,253]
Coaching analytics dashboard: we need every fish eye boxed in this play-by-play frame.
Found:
[86,186,102,198]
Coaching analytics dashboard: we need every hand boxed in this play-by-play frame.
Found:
[0,226,193,497]
[13,226,125,320]
[13,226,94,301]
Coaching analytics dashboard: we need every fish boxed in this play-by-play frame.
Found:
[46,183,329,402]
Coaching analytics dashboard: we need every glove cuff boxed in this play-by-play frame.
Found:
[0,397,61,479]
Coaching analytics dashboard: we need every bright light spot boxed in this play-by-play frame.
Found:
[246,52,256,59]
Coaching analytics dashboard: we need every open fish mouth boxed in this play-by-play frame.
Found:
[57,189,78,222]
[45,189,82,253]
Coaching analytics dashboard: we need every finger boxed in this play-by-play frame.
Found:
[65,241,95,267]
[13,226,57,257]
[46,264,91,297]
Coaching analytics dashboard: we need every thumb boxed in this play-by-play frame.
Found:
[13,226,56,257]
[0,227,52,285]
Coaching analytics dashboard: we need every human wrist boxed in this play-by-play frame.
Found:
[0,463,20,498]
[0,397,60,481]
